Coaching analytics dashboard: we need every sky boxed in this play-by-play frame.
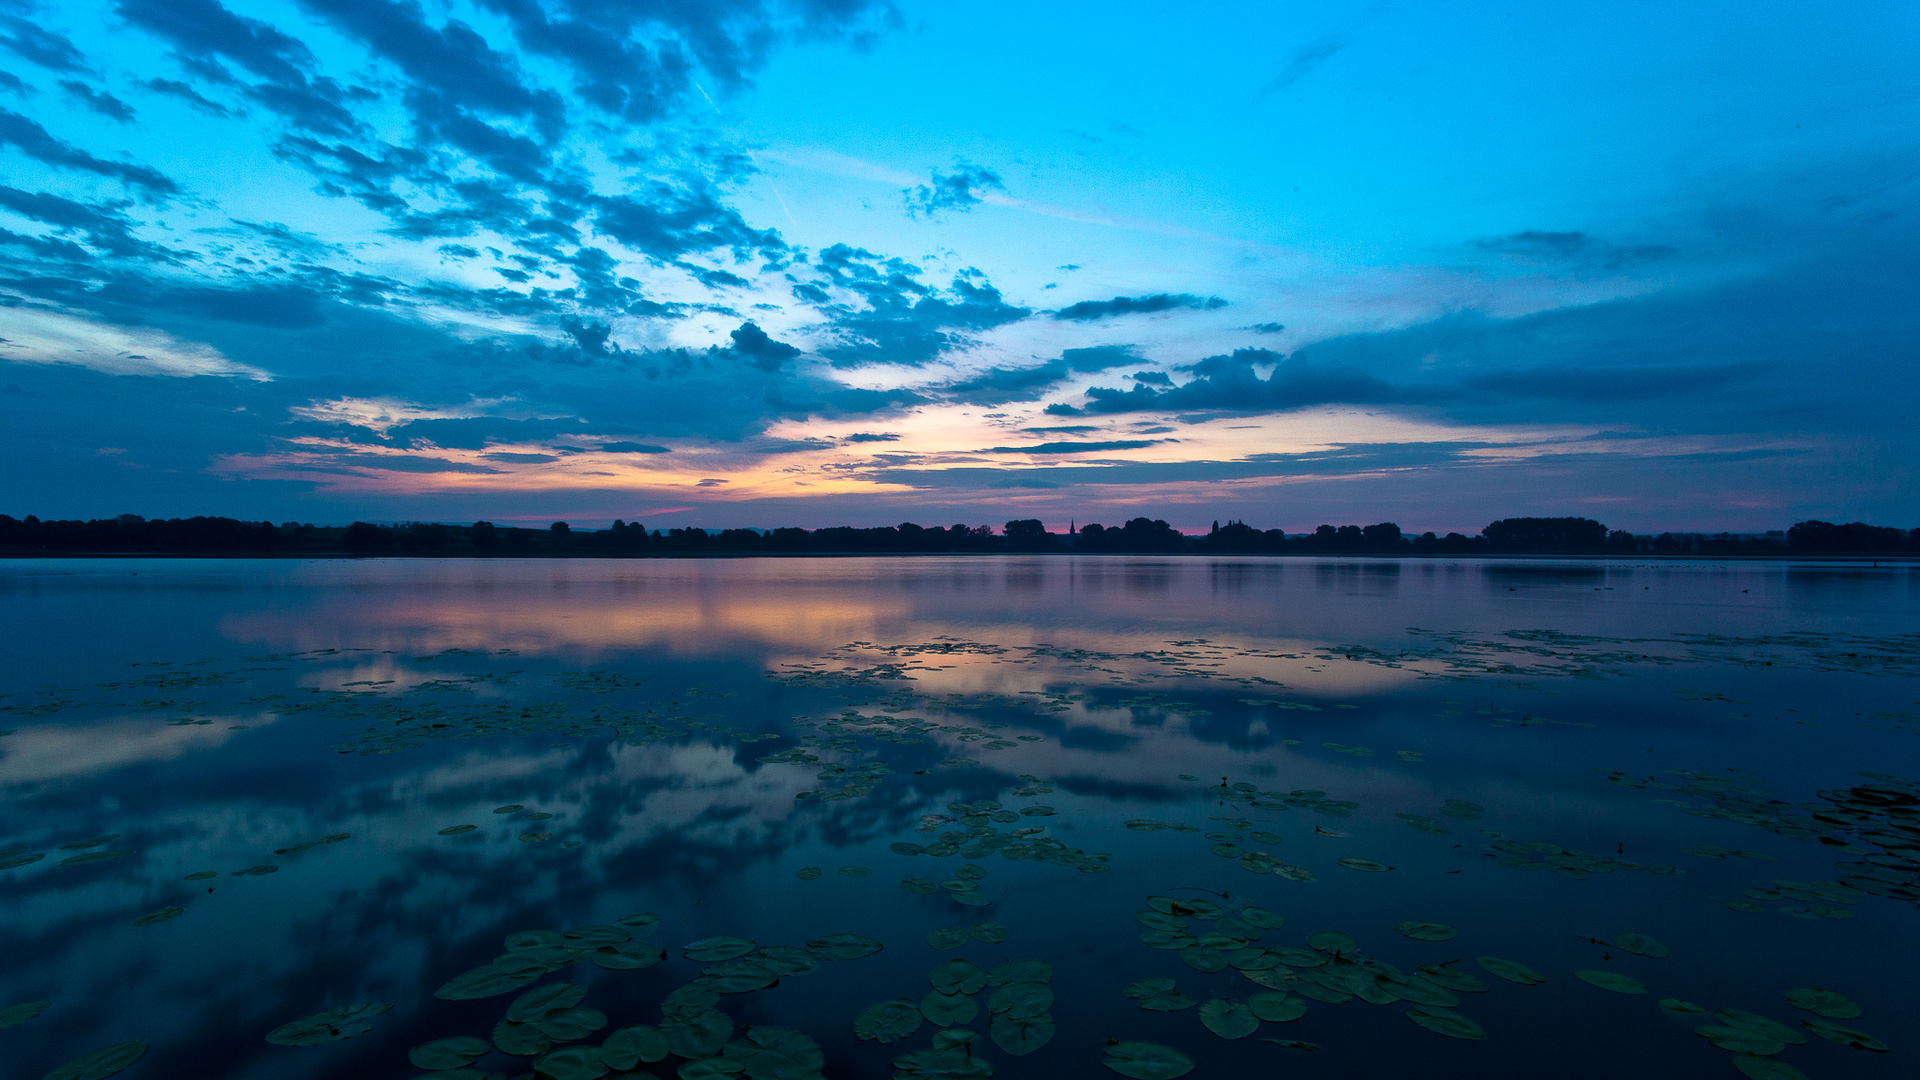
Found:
[1,0,1916,533]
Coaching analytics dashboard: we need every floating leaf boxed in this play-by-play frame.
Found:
[679,1056,747,1079]
[1475,956,1546,985]
[1395,920,1456,942]
[970,922,1009,944]
[1730,1055,1809,1080]
[663,1010,734,1059]
[988,982,1053,1019]
[1179,945,1228,973]
[1783,987,1860,1019]
[1575,970,1646,994]
[1697,1025,1785,1055]
[1613,932,1670,958]
[1268,947,1327,968]
[901,878,937,894]
[61,835,119,850]
[0,999,50,1030]
[854,998,922,1043]
[1140,930,1196,951]
[928,926,971,950]
[182,870,216,881]
[532,1045,608,1080]
[1418,965,1487,993]
[265,1003,392,1046]
[492,1019,551,1057]
[589,942,663,971]
[1337,858,1393,872]
[1239,906,1284,929]
[1405,1005,1486,1040]
[1103,1041,1195,1078]
[540,1006,608,1041]
[838,866,871,877]
[890,1047,994,1079]
[619,912,660,929]
[410,1036,491,1070]
[1802,1018,1889,1051]
[796,867,822,880]
[990,1012,1054,1055]
[0,852,45,870]
[723,1025,824,1079]
[59,850,134,867]
[1198,1000,1258,1039]
[987,960,1051,986]
[922,991,979,1027]
[1659,998,1711,1021]
[602,1025,670,1070]
[43,1041,147,1080]
[808,933,883,960]
[931,960,988,996]
[1126,978,1197,1012]
[1718,1010,1805,1046]
[757,945,819,977]
[439,825,477,835]
[132,906,183,926]
[1248,992,1306,1022]
[508,982,588,1023]
[562,925,630,947]
[495,947,575,977]
[685,937,759,963]
[1307,931,1356,955]
[508,930,565,951]
[494,805,523,814]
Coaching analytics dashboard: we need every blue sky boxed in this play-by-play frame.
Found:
[1,0,1916,532]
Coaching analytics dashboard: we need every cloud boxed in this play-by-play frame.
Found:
[0,107,176,195]
[806,252,1031,367]
[0,184,179,260]
[939,345,1140,405]
[710,321,800,372]
[599,442,671,454]
[902,161,1005,218]
[980,439,1171,455]
[0,13,88,73]
[1258,32,1351,96]
[843,432,898,443]
[289,395,542,435]
[1051,293,1226,321]
[1474,230,1677,271]
[1248,322,1286,334]
[0,306,268,378]
[59,79,134,121]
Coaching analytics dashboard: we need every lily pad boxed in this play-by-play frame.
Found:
[492,1019,551,1057]
[59,850,134,866]
[855,998,923,1043]
[1395,920,1456,941]
[1307,931,1356,955]
[685,937,759,963]
[928,926,971,950]
[1239,906,1285,929]
[931,959,988,996]
[439,825,477,835]
[494,805,523,813]
[1730,1056,1810,1080]
[723,1025,824,1079]
[602,1025,670,1069]
[678,1057,747,1079]
[796,867,822,880]
[1697,1026,1785,1055]
[410,1036,492,1070]
[43,1041,147,1080]
[901,878,937,894]
[838,866,871,877]
[508,930,566,951]
[970,922,1009,944]
[1802,1017,1889,1051]
[0,852,45,870]
[540,1006,608,1041]
[562,925,630,947]
[1198,999,1258,1040]
[1140,930,1195,950]
[265,1002,393,1045]
[1718,1010,1805,1046]
[182,871,216,880]
[1475,956,1546,985]
[1248,992,1306,1022]
[508,982,588,1023]
[987,960,1051,986]
[532,1045,609,1080]
[1613,932,1670,958]
[589,941,664,971]
[808,933,883,960]
[133,906,183,926]
[1659,998,1711,1022]
[1575,970,1646,994]
[0,999,50,1030]
[988,982,1053,1019]
[1405,1005,1486,1040]
[1338,858,1393,872]
[890,1047,995,1079]
[1784,987,1860,1018]
[1418,965,1488,993]
[495,947,576,977]
[1126,978,1197,1012]
[1103,1041,1195,1078]
[990,1012,1054,1055]
[663,1010,734,1059]
[923,991,979,1027]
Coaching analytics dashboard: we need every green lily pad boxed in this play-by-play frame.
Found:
[59,850,134,867]
[0,999,50,1030]
[619,912,660,929]
[1395,920,1456,941]
[723,1025,824,1079]
[133,906,183,926]
[1140,930,1196,950]
[890,1047,994,1079]
[1307,931,1356,955]
[901,878,937,894]
[928,926,971,950]
[839,866,871,877]
[923,991,979,1027]
[182,870,216,880]
[589,941,664,970]
[518,832,551,842]
[1718,1010,1805,1046]
[1575,970,1646,994]
[1103,1041,1195,1078]
[1268,947,1326,968]
[796,867,822,880]
[1659,998,1711,1022]
[508,982,588,1023]
[990,1012,1054,1055]
[1418,965,1487,993]
[1198,1000,1258,1040]
[508,930,565,951]
[1136,910,1187,932]
[663,1009,734,1058]
[495,947,576,977]
[678,1057,747,1079]
[1730,1056,1809,1080]
[1697,1026,1785,1055]
[43,1041,147,1080]
[1783,987,1860,1018]
[1238,905,1284,928]
[970,922,1009,944]
[1338,858,1393,872]
[1248,992,1306,1022]
[0,852,45,870]
[986,960,1051,985]
[409,1036,492,1070]
[492,1019,551,1057]
[494,805,523,814]
[808,933,883,960]
[987,982,1053,1019]
[1802,1017,1889,1051]
[1475,956,1546,985]
[854,998,922,1043]
[562,925,630,947]
[1613,932,1670,958]
[601,1025,670,1069]
[703,958,783,994]
[931,959,988,996]
[1178,945,1228,973]
[685,937,759,963]
[439,825,477,835]
[61,835,119,850]
[1126,978,1197,1012]
[265,1002,393,1045]
[1406,1005,1485,1040]
[532,1045,609,1080]
[540,1006,608,1041]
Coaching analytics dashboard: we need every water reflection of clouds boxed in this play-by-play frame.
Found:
[0,714,271,787]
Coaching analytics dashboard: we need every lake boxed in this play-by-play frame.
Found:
[2,556,1916,1080]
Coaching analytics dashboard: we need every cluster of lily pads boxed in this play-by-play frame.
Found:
[854,956,1058,1076]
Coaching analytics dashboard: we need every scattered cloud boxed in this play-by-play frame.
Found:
[1052,293,1227,321]
[902,161,1006,218]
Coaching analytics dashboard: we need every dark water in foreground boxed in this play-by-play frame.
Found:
[1,556,1917,1080]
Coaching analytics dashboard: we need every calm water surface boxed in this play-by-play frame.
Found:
[2,557,1917,1080]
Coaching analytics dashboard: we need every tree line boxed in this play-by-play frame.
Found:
[1,513,1916,557]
